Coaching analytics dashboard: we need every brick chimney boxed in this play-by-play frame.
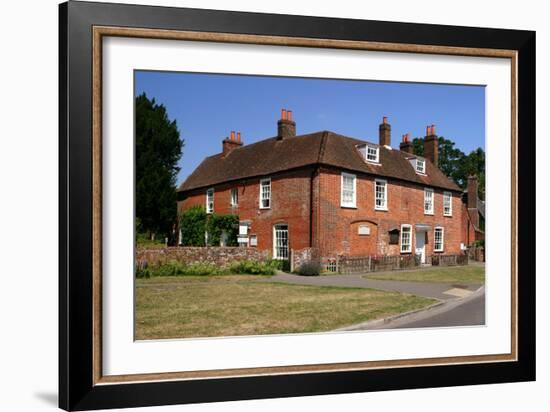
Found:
[379,116,391,147]
[399,133,413,154]
[423,124,439,167]
[222,130,243,155]
[467,175,479,227]
[277,109,296,139]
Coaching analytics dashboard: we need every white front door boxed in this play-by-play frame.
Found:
[415,230,426,264]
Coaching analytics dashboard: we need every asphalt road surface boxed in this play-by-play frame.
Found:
[390,289,485,329]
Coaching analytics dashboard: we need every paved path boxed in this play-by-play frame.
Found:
[267,272,481,301]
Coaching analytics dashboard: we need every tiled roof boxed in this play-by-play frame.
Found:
[178,131,461,193]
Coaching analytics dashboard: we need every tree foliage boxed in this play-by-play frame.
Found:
[206,214,239,246]
[136,93,183,240]
[411,136,485,199]
[179,206,239,247]
[179,206,208,246]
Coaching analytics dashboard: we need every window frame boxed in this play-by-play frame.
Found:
[374,178,388,211]
[416,158,426,174]
[443,191,453,216]
[424,187,434,215]
[259,178,271,209]
[230,187,238,207]
[434,226,445,252]
[366,145,380,163]
[340,172,357,208]
[400,224,412,253]
[206,188,214,214]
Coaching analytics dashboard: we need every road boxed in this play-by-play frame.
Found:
[379,288,485,329]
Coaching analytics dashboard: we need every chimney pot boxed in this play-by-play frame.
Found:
[383,116,388,124]
[222,130,243,155]
[277,108,296,139]
[399,132,413,154]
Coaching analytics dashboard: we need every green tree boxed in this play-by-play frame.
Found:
[136,93,183,240]
[461,148,486,199]
[412,136,484,199]
[179,206,207,246]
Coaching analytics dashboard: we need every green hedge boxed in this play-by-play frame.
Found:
[136,259,282,278]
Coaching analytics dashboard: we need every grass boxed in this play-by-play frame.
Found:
[135,275,435,340]
[364,264,485,284]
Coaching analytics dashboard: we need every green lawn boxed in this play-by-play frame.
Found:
[364,264,485,284]
[135,275,435,340]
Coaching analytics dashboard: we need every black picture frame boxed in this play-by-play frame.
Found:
[59,1,536,410]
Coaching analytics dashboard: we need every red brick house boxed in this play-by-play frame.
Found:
[177,110,464,264]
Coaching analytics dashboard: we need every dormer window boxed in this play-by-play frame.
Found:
[357,144,380,164]
[408,156,427,175]
[366,145,379,163]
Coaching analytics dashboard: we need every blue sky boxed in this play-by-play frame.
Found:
[135,71,485,185]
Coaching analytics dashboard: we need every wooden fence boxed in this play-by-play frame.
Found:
[322,253,467,274]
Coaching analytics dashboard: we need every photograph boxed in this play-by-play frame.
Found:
[134,72,487,340]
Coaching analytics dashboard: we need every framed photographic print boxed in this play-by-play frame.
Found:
[59,1,535,410]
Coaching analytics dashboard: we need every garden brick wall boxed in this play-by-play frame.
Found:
[136,246,269,267]
[290,247,319,272]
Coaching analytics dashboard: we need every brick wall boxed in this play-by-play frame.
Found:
[178,168,315,254]
[178,166,463,259]
[315,167,463,258]
[136,246,269,267]
[290,247,319,272]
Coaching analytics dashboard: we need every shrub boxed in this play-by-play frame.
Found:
[151,260,225,277]
[229,259,280,276]
[472,239,485,248]
[136,267,151,279]
[206,214,239,246]
[179,206,207,246]
[297,261,321,276]
[135,259,151,278]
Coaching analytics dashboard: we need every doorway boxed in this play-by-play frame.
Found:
[273,224,289,260]
[415,229,426,264]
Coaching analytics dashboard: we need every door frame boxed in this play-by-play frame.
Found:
[273,223,289,260]
[415,229,426,264]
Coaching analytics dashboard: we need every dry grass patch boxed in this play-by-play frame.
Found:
[364,264,485,284]
[135,275,434,340]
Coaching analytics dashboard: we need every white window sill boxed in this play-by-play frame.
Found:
[375,207,388,212]
[424,211,434,215]
[341,204,357,209]
[434,249,444,253]
[400,250,412,254]
[443,213,452,217]
[259,207,271,210]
